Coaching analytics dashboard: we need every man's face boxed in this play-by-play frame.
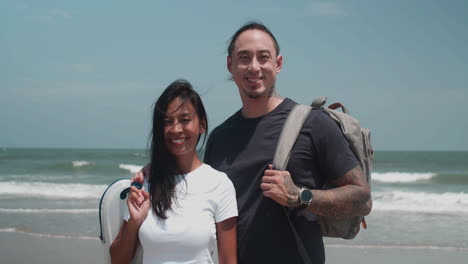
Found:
[227,29,282,100]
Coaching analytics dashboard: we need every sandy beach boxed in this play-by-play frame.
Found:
[1,232,467,264]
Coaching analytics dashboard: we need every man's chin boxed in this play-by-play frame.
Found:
[244,87,275,99]
[246,92,264,99]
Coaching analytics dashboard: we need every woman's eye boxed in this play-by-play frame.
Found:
[181,118,191,123]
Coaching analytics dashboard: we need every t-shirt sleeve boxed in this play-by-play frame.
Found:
[214,174,238,223]
[313,111,359,182]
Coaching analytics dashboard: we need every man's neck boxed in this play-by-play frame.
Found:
[241,95,284,118]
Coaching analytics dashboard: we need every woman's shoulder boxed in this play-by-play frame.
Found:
[190,164,234,190]
[199,164,230,181]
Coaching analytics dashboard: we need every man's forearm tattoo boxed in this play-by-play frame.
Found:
[284,172,300,207]
[309,166,371,218]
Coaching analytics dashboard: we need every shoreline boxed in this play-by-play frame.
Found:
[326,243,468,252]
[2,227,467,252]
[1,231,468,264]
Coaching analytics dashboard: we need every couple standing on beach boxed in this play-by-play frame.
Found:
[110,22,372,264]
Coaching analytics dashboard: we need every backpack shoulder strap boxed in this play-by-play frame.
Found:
[273,103,313,264]
[273,104,312,170]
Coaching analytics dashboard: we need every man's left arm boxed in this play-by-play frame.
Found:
[261,165,371,218]
[306,165,371,218]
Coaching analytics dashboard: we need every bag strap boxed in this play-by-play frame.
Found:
[282,206,313,264]
[273,104,313,264]
[273,104,312,170]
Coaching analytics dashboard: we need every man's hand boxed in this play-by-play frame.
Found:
[260,164,301,207]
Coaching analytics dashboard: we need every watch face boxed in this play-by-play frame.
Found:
[300,189,313,203]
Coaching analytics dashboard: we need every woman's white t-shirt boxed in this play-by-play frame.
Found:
[127,163,237,264]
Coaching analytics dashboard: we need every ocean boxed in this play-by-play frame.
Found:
[0,148,467,250]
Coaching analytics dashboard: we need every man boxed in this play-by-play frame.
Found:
[203,22,371,264]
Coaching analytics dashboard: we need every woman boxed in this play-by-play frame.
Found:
[110,80,238,264]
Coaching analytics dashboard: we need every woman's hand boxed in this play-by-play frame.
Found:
[110,173,150,264]
[131,170,145,185]
[127,186,150,226]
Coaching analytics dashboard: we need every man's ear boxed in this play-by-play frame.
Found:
[227,56,232,73]
[276,55,283,73]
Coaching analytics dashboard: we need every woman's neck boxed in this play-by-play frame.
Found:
[176,154,203,174]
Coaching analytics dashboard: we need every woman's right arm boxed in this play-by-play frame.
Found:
[110,186,150,264]
[109,220,141,264]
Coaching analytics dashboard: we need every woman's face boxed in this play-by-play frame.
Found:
[163,97,205,161]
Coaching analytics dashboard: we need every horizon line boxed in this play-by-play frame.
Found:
[1,147,468,152]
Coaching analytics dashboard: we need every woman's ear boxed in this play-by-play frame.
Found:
[199,118,207,134]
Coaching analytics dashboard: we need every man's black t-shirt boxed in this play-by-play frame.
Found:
[204,98,358,264]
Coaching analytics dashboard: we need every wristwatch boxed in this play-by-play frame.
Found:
[298,187,313,207]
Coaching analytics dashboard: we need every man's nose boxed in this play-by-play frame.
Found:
[248,58,260,72]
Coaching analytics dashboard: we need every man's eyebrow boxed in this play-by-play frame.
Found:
[236,49,272,56]
[236,50,250,56]
[258,50,273,56]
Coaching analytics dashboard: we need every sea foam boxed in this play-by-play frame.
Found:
[72,160,94,167]
[372,190,468,214]
[0,181,106,199]
[0,208,97,213]
[119,164,143,174]
[0,227,98,240]
[372,172,436,183]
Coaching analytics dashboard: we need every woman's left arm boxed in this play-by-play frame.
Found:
[216,217,237,264]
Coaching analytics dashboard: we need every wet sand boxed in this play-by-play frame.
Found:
[1,232,467,264]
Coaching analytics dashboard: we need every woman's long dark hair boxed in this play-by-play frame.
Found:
[149,79,208,219]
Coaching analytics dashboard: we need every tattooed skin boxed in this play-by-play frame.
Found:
[306,166,372,218]
[261,164,303,207]
[284,173,301,207]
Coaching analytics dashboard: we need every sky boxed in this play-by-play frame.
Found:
[1,0,467,151]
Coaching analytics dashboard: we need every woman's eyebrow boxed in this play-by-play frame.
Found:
[180,112,191,117]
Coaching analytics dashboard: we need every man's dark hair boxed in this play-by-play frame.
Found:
[227,21,280,57]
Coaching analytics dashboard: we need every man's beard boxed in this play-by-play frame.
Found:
[245,85,276,99]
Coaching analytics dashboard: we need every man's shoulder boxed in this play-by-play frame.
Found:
[294,107,344,141]
[209,111,242,139]
[306,108,337,128]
